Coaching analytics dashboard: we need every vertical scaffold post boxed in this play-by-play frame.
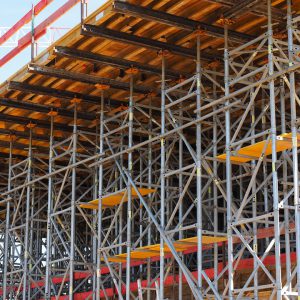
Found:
[280,78,291,291]
[70,98,79,299]
[3,137,13,299]
[45,110,56,299]
[178,101,183,300]
[147,96,153,300]
[212,65,218,291]
[160,50,166,300]
[126,69,135,300]
[195,32,203,295]
[81,0,87,24]
[224,21,234,300]
[96,86,106,300]
[23,123,34,300]
[251,95,258,300]
[119,119,124,293]
[267,1,282,299]
[262,95,269,245]
[287,0,300,295]
[92,128,98,300]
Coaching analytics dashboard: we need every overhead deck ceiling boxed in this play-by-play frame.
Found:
[0,0,297,157]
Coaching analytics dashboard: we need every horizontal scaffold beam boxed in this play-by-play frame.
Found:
[8,81,122,106]
[28,64,158,95]
[81,24,219,61]
[0,97,95,121]
[112,0,254,43]
[54,46,187,78]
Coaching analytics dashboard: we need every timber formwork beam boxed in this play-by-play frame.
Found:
[53,46,189,79]
[0,97,95,121]
[112,0,254,43]
[28,64,159,95]
[8,81,122,106]
[0,128,66,143]
[0,112,90,133]
[81,24,220,61]
[0,139,49,154]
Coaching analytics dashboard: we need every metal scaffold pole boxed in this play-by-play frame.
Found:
[23,124,33,300]
[119,123,124,295]
[267,1,282,298]
[45,110,56,299]
[178,100,183,300]
[96,87,106,300]
[2,137,13,299]
[251,90,258,300]
[92,132,98,300]
[126,69,134,300]
[212,65,218,293]
[69,98,79,299]
[147,97,153,300]
[195,33,203,296]
[287,0,300,296]
[160,50,166,300]
[224,21,234,300]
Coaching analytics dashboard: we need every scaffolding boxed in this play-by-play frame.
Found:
[0,0,300,299]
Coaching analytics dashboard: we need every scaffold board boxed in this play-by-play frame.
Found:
[80,187,156,209]
[107,235,227,262]
[217,133,300,164]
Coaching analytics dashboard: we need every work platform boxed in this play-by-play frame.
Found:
[80,188,156,209]
[107,235,227,262]
[217,132,300,163]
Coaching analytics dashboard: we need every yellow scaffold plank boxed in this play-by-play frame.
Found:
[107,235,227,262]
[217,133,300,164]
[80,188,156,209]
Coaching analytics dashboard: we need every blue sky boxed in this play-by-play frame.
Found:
[0,0,105,83]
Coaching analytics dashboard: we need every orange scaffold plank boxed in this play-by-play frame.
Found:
[217,132,300,164]
[107,235,227,263]
[80,188,156,209]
